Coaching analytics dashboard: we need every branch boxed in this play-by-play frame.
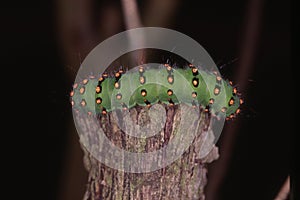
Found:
[120,0,142,29]
[274,176,290,200]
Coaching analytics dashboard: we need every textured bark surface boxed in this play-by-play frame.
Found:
[77,104,219,200]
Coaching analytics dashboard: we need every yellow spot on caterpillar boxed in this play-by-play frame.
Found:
[79,87,85,94]
[191,67,198,74]
[73,83,78,89]
[115,72,121,78]
[192,92,197,98]
[164,64,172,71]
[96,86,101,93]
[214,87,220,95]
[141,89,147,97]
[99,77,104,82]
[114,82,120,89]
[80,99,86,107]
[116,93,122,100]
[167,89,173,96]
[96,97,102,104]
[236,108,241,114]
[167,75,174,84]
[192,78,199,87]
[89,75,96,79]
[102,72,108,78]
[82,79,88,85]
[70,90,74,97]
[233,87,237,94]
[193,80,197,86]
[140,76,145,84]
[216,76,222,82]
[229,98,235,106]
[240,98,244,105]
[139,66,144,73]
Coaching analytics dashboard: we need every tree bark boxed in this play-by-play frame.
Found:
[77,104,219,200]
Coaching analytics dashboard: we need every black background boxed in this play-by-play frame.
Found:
[3,0,293,199]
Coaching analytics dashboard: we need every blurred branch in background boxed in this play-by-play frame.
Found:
[274,176,290,200]
[55,0,123,199]
[119,0,181,64]
[120,0,142,29]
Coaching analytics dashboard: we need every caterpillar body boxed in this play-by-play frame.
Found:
[70,64,242,119]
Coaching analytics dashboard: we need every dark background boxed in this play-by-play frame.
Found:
[3,0,292,199]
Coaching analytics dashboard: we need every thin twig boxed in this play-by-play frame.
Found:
[274,176,290,200]
[120,0,142,29]
[120,0,145,64]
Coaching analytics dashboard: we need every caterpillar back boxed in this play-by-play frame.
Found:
[70,63,243,120]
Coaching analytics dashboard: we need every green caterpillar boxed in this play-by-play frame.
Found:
[70,64,242,119]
